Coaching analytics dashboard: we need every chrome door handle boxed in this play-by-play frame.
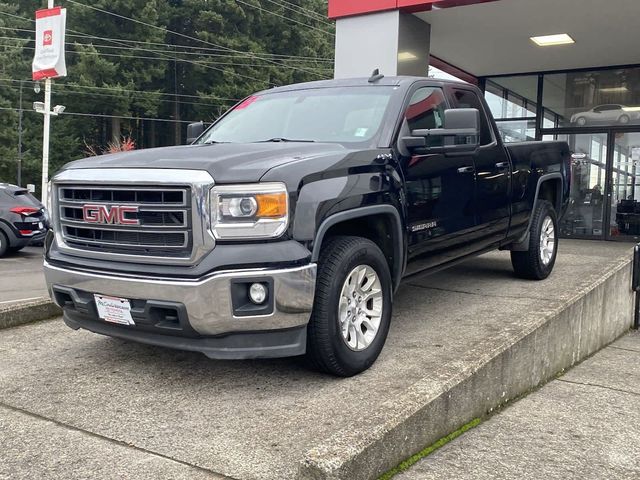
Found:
[495,162,510,169]
[457,166,475,174]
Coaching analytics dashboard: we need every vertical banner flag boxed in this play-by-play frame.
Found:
[32,7,67,80]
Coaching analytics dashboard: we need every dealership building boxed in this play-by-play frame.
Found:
[328,0,640,242]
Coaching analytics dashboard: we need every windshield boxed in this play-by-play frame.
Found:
[197,86,395,145]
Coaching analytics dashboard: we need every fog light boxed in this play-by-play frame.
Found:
[249,283,267,305]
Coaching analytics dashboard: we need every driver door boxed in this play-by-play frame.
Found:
[398,85,477,272]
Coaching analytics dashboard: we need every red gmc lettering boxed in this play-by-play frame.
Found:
[118,206,140,225]
[82,205,139,225]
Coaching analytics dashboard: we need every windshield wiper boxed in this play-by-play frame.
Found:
[202,140,231,145]
[255,138,316,143]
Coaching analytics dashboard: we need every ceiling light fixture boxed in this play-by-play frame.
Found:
[530,34,575,47]
[398,52,418,61]
[600,86,629,93]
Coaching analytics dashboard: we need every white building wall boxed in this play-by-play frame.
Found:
[334,11,431,79]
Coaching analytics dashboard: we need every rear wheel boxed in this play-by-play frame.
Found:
[0,232,8,257]
[511,200,558,280]
[306,236,392,377]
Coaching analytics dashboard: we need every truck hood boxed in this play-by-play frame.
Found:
[62,143,350,183]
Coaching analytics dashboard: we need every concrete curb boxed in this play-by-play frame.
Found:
[0,297,61,330]
[298,252,635,480]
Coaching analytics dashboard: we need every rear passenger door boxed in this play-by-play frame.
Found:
[446,86,511,247]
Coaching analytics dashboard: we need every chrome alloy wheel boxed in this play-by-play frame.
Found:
[539,216,556,266]
[338,265,384,352]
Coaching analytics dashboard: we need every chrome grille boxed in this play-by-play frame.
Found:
[59,187,186,205]
[58,186,192,258]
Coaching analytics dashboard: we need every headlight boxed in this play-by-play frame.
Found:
[210,183,289,239]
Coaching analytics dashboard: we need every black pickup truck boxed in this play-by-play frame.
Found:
[44,75,570,376]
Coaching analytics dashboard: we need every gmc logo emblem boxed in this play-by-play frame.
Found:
[82,205,140,226]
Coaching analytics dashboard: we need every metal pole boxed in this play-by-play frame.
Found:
[41,77,52,209]
[17,80,23,187]
[633,244,640,330]
[40,0,54,208]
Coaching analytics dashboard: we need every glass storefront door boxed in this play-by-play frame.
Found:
[482,65,640,242]
[609,132,640,240]
[558,133,608,239]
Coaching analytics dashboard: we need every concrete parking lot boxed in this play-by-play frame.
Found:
[0,241,634,479]
[0,246,48,306]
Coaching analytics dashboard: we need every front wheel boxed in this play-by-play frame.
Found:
[511,200,558,280]
[306,236,392,377]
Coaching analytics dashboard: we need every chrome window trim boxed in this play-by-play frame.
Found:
[52,168,215,266]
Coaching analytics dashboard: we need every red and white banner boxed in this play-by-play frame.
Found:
[32,7,67,81]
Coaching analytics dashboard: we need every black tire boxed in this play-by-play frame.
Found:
[619,114,630,125]
[8,246,25,253]
[576,117,587,126]
[306,236,392,377]
[0,231,8,257]
[511,200,558,280]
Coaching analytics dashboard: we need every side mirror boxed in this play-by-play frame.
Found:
[186,121,205,144]
[401,108,481,155]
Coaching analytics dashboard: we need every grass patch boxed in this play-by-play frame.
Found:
[378,418,482,480]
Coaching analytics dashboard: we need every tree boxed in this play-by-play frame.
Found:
[0,3,30,186]
[0,0,335,195]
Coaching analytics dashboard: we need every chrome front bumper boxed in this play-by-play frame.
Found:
[44,261,317,336]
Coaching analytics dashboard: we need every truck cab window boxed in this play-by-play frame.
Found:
[450,88,493,146]
[404,87,447,148]
[406,87,447,131]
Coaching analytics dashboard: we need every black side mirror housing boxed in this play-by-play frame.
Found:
[401,108,481,155]
[186,121,205,144]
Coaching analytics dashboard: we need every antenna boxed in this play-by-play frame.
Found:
[368,69,385,83]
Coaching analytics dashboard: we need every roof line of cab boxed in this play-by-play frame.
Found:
[254,76,471,96]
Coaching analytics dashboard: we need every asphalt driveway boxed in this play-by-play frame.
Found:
[0,246,48,306]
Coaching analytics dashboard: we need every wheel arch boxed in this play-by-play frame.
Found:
[311,205,404,291]
[536,174,564,215]
[510,173,563,251]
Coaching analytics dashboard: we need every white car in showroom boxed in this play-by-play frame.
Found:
[571,104,640,126]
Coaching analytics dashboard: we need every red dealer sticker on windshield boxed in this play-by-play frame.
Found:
[234,96,259,110]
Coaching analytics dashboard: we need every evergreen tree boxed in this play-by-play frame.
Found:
[0,0,335,196]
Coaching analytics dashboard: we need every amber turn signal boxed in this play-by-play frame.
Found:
[256,193,287,218]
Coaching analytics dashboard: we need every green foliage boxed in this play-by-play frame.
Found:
[0,0,334,196]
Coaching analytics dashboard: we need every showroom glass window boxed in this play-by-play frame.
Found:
[542,67,640,128]
[556,133,608,238]
[485,76,538,143]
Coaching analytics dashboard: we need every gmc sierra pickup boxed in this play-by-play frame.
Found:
[44,75,570,376]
